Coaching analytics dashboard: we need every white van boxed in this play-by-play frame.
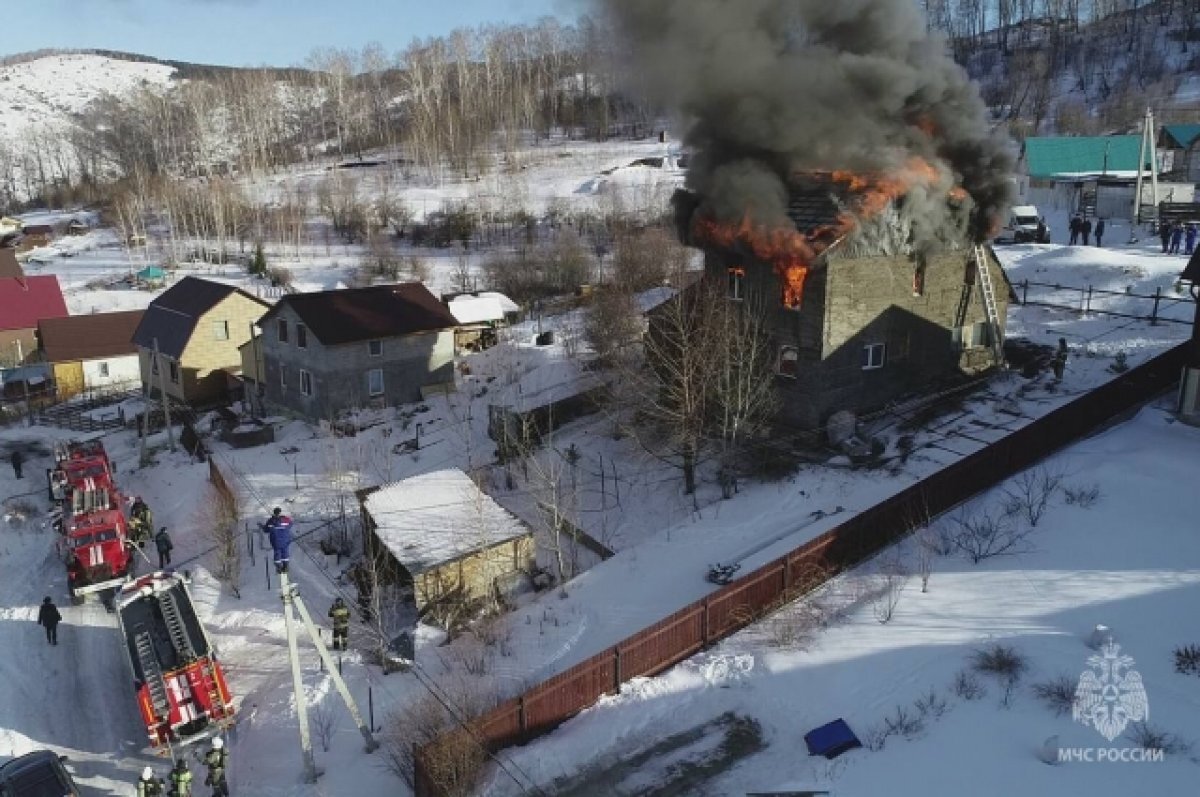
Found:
[996,205,1049,244]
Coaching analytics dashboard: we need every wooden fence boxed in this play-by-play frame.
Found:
[413,341,1190,797]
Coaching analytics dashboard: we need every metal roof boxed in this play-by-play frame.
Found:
[1161,124,1200,150]
[38,310,144,363]
[1023,136,1148,180]
[260,283,457,346]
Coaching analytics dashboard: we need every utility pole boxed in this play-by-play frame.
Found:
[1132,107,1159,242]
[153,338,175,452]
[280,572,379,783]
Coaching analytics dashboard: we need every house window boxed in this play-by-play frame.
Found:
[776,345,799,378]
[168,361,179,384]
[952,323,991,349]
[151,356,159,375]
[300,369,312,396]
[297,324,307,349]
[278,318,288,343]
[213,320,229,340]
[279,365,287,391]
[98,362,109,377]
[727,267,745,301]
[861,343,886,370]
[367,368,384,396]
[368,340,383,357]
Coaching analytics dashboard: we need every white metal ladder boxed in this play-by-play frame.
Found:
[973,244,1005,365]
[158,590,195,660]
[134,629,170,719]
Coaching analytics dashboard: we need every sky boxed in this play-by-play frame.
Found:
[3,0,573,68]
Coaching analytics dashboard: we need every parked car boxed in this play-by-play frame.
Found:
[996,204,1049,244]
[0,750,80,797]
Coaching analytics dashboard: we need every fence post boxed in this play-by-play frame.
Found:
[1151,286,1161,326]
[701,598,710,645]
[1022,279,1029,305]
[1084,285,1093,316]
[614,648,622,694]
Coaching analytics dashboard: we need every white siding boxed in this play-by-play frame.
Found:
[82,354,141,390]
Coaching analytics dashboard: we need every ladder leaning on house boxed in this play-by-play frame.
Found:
[973,244,1006,366]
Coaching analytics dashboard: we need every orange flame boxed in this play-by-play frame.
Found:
[696,157,964,309]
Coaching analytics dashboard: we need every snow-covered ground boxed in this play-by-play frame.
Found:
[1,137,1197,796]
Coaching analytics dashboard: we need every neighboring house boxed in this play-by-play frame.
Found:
[0,248,24,279]
[1020,135,1189,219]
[255,282,457,419]
[132,276,269,406]
[361,469,535,623]
[17,224,53,253]
[697,176,1010,433]
[65,218,89,236]
[37,310,145,399]
[445,290,518,352]
[0,275,68,368]
[1158,124,1200,183]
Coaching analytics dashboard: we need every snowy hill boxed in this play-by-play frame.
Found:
[0,53,176,148]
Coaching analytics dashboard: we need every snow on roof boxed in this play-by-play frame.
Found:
[447,295,508,325]
[364,469,530,575]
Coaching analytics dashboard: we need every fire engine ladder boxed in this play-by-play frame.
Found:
[197,658,228,716]
[973,244,1006,365]
[134,629,171,719]
[157,590,196,661]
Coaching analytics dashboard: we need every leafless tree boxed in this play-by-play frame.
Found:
[196,482,242,598]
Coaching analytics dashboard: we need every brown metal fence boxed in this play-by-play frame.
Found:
[413,342,1189,797]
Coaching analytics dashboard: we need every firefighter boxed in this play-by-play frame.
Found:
[137,766,165,797]
[10,448,23,479]
[37,596,61,646]
[168,758,192,797]
[130,497,153,547]
[262,507,293,574]
[1052,337,1069,382]
[155,527,174,569]
[329,597,351,651]
[202,737,229,797]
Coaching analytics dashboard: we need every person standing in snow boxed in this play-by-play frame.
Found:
[1081,217,1092,246]
[137,766,165,797]
[1186,224,1197,256]
[1171,222,1184,254]
[1036,218,1048,244]
[10,449,23,479]
[168,758,192,797]
[155,527,174,569]
[1160,219,1172,252]
[329,597,351,651]
[37,596,61,646]
[1051,338,1069,382]
[1094,218,1105,247]
[1069,215,1081,245]
[201,737,229,797]
[262,507,293,575]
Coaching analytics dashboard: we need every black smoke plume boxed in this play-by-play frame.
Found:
[598,0,1014,246]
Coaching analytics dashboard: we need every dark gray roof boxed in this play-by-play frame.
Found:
[1184,248,1200,284]
[259,283,457,346]
[132,276,266,358]
[786,180,843,232]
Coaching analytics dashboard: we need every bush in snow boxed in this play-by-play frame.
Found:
[972,644,1027,707]
[949,507,1032,563]
[382,687,489,793]
[1001,465,1063,527]
[952,670,986,701]
[868,554,910,624]
[1124,722,1192,756]
[1174,644,1200,676]
[1063,482,1102,508]
[1032,675,1078,716]
[913,686,948,719]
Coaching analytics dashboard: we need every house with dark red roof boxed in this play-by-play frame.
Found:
[0,275,68,367]
[250,283,457,418]
[132,276,269,406]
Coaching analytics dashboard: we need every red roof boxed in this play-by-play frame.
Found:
[0,276,68,332]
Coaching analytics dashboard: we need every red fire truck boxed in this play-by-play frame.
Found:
[114,572,236,751]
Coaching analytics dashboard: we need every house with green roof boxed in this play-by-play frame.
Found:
[1158,124,1200,182]
[1021,135,1150,184]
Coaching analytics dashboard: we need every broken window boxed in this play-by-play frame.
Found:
[300,369,313,397]
[952,323,991,349]
[727,267,745,301]
[776,346,799,378]
[861,342,886,370]
[278,318,289,343]
[297,324,308,349]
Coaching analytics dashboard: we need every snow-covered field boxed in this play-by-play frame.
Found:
[1,134,1198,796]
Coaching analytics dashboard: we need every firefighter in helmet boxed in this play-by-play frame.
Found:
[129,496,153,548]
[202,737,229,797]
[137,766,165,797]
[329,597,351,651]
[168,757,192,797]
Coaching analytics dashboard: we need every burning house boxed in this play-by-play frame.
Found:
[604,0,1018,433]
[684,168,1009,431]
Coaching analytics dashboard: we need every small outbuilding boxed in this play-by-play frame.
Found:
[361,469,535,623]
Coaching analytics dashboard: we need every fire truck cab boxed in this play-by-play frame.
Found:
[58,507,134,600]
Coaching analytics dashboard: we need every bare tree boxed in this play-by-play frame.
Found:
[197,482,242,598]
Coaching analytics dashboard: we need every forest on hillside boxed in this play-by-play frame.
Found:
[2,0,1199,213]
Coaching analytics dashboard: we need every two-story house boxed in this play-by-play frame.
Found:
[254,283,457,419]
[132,276,270,406]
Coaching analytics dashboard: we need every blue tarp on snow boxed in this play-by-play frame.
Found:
[136,266,166,281]
[804,718,862,759]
